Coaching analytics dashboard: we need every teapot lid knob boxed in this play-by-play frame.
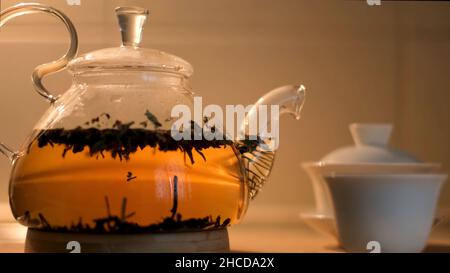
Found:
[115,6,149,47]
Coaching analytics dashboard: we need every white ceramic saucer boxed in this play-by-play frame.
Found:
[299,212,337,238]
[300,211,446,241]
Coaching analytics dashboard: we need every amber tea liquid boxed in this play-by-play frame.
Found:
[9,129,248,232]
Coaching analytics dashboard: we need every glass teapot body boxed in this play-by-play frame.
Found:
[10,70,247,232]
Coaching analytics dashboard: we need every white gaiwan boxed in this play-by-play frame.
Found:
[301,123,446,252]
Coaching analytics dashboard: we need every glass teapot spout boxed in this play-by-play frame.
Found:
[0,143,19,163]
[236,85,306,199]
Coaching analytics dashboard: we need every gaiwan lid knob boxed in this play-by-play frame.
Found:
[322,123,420,164]
[349,123,392,147]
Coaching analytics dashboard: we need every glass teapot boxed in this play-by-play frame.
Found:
[0,3,305,233]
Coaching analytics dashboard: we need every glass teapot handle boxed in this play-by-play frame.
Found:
[0,3,78,162]
[0,3,78,103]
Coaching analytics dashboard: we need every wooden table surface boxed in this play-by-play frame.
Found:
[1,221,449,253]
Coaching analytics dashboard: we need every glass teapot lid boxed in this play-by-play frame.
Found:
[67,7,193,77]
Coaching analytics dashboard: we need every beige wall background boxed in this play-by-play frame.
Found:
[0,0,449,222]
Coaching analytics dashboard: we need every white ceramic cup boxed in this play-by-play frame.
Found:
[324,173,447,253]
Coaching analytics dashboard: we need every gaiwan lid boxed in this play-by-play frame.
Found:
[321,123,420,164]
[68,7,193,77]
